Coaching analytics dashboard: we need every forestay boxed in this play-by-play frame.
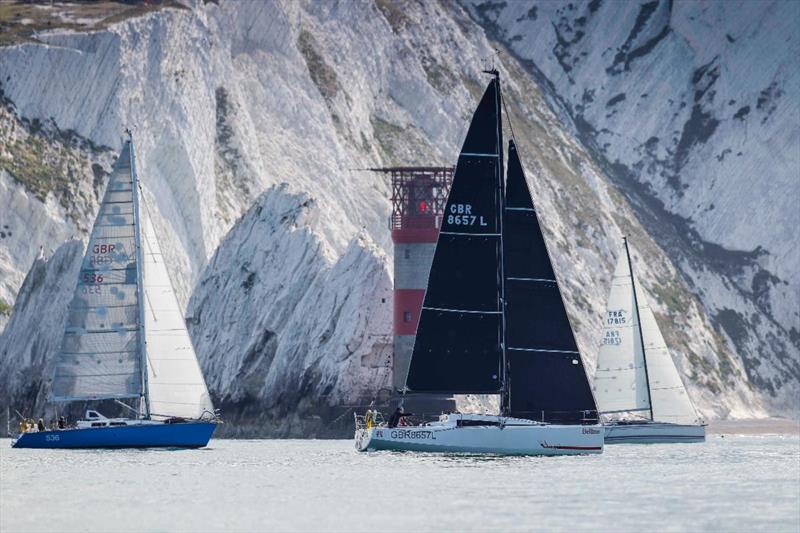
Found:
[593,252,651,415]
[50,142,143,402]
[140,203,214,419]
[405,78,504,394]
[503,141,597,423]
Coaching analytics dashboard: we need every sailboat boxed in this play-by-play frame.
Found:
[354,71,603,455]
[12,133,218,449]
[593,237,705,444]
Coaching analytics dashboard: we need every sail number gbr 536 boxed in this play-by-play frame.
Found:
[446,203,488,227]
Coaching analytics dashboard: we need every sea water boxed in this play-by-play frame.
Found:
[1,434,798,532]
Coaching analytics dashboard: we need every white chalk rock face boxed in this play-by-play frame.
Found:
[0,240,84,409]
[186,185,392,435]
[0,0,789,432]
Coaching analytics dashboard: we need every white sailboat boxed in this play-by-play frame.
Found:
[354,71,603,456]
[593,237,705,444]
[13,132,218,449]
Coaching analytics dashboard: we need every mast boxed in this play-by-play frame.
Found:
[623,236,654,421]
[484,69,509,416]
[128,130,151,419]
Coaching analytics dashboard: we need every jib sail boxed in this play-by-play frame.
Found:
[140,202,214,420]
[502,140,597,423]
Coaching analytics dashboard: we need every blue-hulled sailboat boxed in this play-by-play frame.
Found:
[12,132,218,449]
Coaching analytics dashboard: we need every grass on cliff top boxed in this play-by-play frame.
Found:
[0,0,187,47]
[0,134,63,200]
[0,297,11,316]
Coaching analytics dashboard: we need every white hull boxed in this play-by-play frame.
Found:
[603,421,706,444]
[355,414,603,456]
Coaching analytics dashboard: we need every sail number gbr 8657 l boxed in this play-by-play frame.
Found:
[446,203,488,227]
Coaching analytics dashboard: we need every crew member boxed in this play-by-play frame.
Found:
[387,407,413,428]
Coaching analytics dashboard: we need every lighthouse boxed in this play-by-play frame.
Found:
[370,167,454,390]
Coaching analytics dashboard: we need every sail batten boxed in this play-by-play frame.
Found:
[422,306,502,314]
[439,231,501,237]
[508,347,580,354]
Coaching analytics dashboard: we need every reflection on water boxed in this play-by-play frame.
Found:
[1,435,798,532]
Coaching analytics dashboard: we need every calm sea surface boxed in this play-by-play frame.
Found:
[1,434,798,532]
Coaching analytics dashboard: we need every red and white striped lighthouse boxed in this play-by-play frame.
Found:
[373,167,453,391]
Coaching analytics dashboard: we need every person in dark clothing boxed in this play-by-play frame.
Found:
[57,416,66,429]
[37,418,45,432]
[387,407,413,428]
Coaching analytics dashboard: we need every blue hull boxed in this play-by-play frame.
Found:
[11,422,216,449]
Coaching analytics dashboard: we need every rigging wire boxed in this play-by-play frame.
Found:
[500,85,518,147]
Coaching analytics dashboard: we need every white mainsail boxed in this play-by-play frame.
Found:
[51,143,143,402]
[594,241,700,425]
[593,252,651,415]
[140,199,213,420]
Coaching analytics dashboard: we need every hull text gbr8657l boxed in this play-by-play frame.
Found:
[355,71,603,456]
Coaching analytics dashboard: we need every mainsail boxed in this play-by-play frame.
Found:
[405,77,504,394]
[51,142,143,402]
[594,239,700,424]
[593,249,651,415]
[503,141,596,423]
[140,203,214,419]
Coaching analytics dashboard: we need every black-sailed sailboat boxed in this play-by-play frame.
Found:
[355,72,603,455]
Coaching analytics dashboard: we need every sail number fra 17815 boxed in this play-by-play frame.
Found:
[446,203,488,227]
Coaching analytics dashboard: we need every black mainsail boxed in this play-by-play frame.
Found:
[405,76,504,394]
[503,140,596,423]
[403,73,597,424]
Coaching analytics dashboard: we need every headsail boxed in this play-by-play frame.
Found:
[140,202,214,419]
[405,77,504,394]
[50,142,143,402]
[635,267,699,424]
[593,251,651,416]
[503,140,596,423]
